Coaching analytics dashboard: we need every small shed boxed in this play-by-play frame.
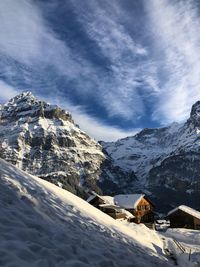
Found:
[114,194,155,224]
[167,205,200,230]
[99,204,134,221]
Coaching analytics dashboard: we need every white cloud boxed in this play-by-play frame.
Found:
[146,0,200,123]
[0,81,20,103]
[70,0,158,120]
[71,110,140,142]
[0,0,90,80]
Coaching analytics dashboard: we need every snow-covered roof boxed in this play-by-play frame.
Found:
[114,194,145,209]
[120,209,135,219]
[167,205,200,220]
[86,195,96,203]
[101,196,114,205]
[87,192,150,210]
[86,193,114,205]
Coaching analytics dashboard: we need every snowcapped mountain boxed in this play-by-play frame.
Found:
[1,91,200,211]
[102,102,200,211]
[0,158,173,267]
[0,92,135,197]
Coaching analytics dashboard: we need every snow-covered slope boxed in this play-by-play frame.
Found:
[162,229,200,267]
[102,101,200,211]
[0,158,172,267]
[0,92,134,196]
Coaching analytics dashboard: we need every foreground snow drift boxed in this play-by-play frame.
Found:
[0,159,172,267]
[162,229,200,267]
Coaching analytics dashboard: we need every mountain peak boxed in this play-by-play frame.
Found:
[7,91,37,105]
[189,100,200,126]
[190,100,200,117]
[1,91,74,123]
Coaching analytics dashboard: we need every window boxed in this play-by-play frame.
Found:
[138,205,145,211]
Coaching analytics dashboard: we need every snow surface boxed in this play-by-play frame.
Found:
[167,205,200,220]
[161,229,200,267]
[0,159,173,267]
[114,194,144,209]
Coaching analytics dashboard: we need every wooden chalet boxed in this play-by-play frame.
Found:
[87,192,154,224]
[87,193,134,221]
[167,205,200,230]
[114,194,155,224]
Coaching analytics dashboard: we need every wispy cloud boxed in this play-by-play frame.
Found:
[0,0,91,80]
[70,0,158,120]
[146,0,200,123]
[5,0,200,141]
[0,81,20,103]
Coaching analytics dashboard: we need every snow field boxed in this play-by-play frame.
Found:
[0,159,173,267]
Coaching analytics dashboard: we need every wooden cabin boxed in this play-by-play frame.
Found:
[87,193,134,221]
[167,205,200,230]
[114,194,155,224]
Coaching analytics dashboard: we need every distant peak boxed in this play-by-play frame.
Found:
[7,91,37,105]
[190,101,200,116]
[2,91,73,123]
[188,100,200,126]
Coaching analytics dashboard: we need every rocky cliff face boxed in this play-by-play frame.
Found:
[102,102,200,211]
[0,92,134,197]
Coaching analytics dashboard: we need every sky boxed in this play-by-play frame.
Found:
[1,0,200,141]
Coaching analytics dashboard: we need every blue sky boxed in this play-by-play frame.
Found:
[1,0,200,141]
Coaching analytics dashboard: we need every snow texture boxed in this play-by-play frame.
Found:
[161,228,200,267]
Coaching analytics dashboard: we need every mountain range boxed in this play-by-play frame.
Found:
[0,92,200,212]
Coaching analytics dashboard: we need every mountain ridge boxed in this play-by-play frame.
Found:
[102,101,200,211]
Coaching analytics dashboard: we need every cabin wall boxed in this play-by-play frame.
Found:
[100,207,126,220]
[169,210,194,229]
[89,197,105,208]
[128,198,154,223]
[194,217,200,230]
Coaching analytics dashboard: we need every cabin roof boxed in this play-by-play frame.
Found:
[101,196,114,205]
[87,192,153,209]
[87,195,96,203]
[167,205,200,220]
[114,194,145,209]
[87,193,114,205]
